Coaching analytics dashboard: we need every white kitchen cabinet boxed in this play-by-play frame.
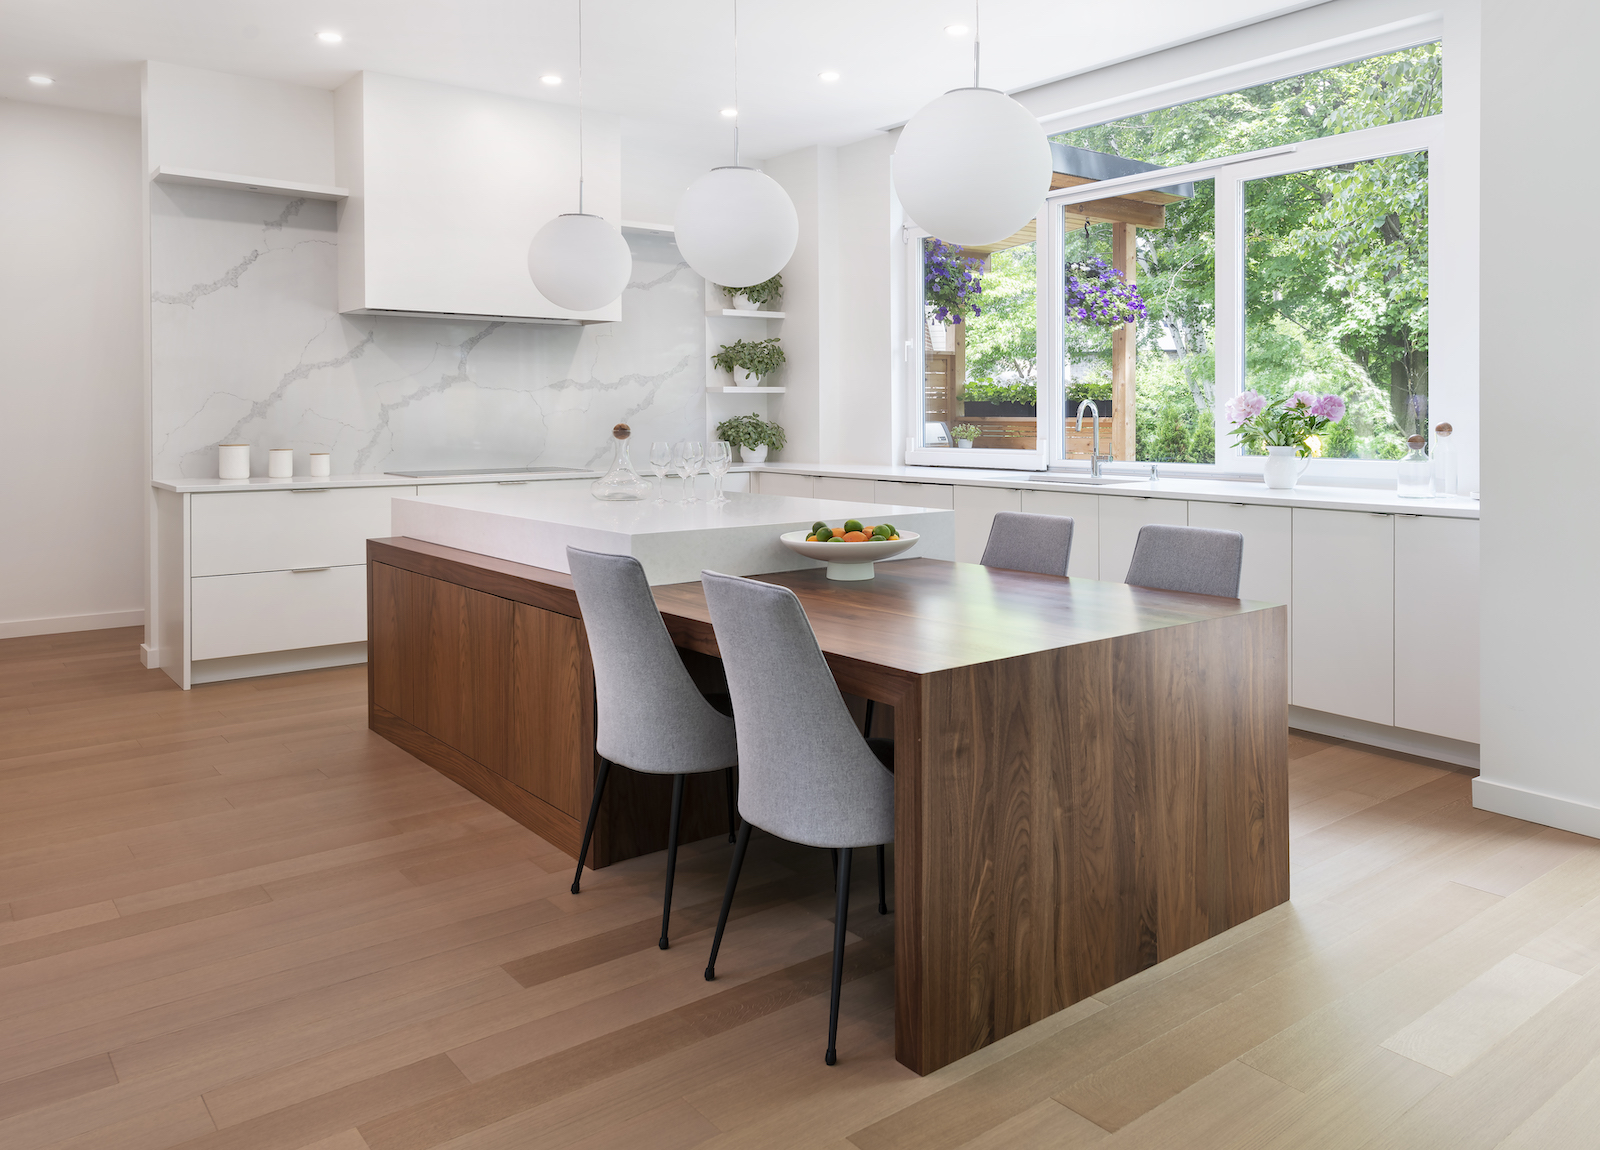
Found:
[192,566,369,660]
[814,476,877,503]
[1099,497,1188,584]
[874,480,955,510]
[191,487,405,576]
[1395,515,1480,742]
[1293,509,1395,725]
[755,472,815,499]
[1019,490,1100,578]
[953,486,1023,563]
[1186,502,1292,605]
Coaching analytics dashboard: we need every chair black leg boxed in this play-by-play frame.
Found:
[877,844,888,914]
[705,820,753,980]
[660,773,686,950]
[826,846,853,1066]
[831,847,839,887]
[863,699,876,737]
[571,758,613,895]
[724,766,738,843]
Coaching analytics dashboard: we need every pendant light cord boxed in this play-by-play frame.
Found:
[732,0,741,166]
[577,0,585,213]
[973,0,981,88]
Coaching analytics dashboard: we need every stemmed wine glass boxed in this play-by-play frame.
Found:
[676,440,704,503]
[706,441,733,505]
[649,441,672,504]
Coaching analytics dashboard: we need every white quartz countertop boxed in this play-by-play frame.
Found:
[756,462,1481,518]
[150,469,608,494]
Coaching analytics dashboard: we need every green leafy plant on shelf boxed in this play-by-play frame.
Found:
[719,274,784,307]
[715,412,788,451]
[1067,380,1113,403]
[951,423,982,442]
[711,337,786,380]
[961,378,1038,405]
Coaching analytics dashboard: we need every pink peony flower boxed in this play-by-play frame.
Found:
[1289,390,1316,409]
[1310,394,1345,422]
[1225,390,1267,425]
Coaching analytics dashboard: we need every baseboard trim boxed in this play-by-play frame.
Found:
[1473,777,1600,841]
[140,643,158,668]
[1288,706,1480,770]
[0,609,144,640]
[190,642,367,685]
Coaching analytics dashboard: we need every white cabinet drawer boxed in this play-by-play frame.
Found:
[1019,490,1100,578]
[192,565,368,661]
[756,472,815,498]
[1099,497,1188,584]
[191,487,407,577]
[875,480,955,510]
[814,476,877,503]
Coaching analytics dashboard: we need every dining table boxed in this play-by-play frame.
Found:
[367,537,1289,1076]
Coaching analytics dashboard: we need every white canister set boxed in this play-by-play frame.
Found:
[217,445,331,480]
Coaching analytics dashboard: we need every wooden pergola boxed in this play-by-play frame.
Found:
[931,146,1190,461]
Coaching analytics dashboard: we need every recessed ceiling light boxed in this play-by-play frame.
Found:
[818,70,840,83]
[541,74,562,85]
[720,107,738,118]
[945,23,969,35]
[316,30,343,44]
[28,74,53,85]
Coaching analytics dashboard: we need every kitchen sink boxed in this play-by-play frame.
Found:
[384,466,589,478]
[1026,474,1143,486]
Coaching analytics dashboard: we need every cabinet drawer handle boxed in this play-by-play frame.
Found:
[291,566,332,574]
[1370,513,1390,518]
[290,488,331,494]
[497,480,531,485]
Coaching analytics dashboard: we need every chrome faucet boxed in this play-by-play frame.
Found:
[1075,399,1113,477]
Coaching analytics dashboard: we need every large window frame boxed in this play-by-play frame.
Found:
[903,57,1451,480]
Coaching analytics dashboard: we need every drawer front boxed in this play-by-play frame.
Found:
[875,481,955,510]
[192,487,408,577]
[192,565,368,660]
[814,476,878,502]
[756,472,815,498]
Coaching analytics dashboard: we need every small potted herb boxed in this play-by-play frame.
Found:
[951,424,981,449]
[711,337,786,386]
[719,274,783,311]
[715,412,788,463]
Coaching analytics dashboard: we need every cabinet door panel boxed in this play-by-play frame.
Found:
[814,476,877,503]
[192,487,405,576]
[755,472,814,498]
[875,480,955,510]
[420,578,512,775]
[1395,516,1480,742]
[508,603,591,817]
[1099,497,1189,584]
[1186,503,1292,604]
[191,566,369,660]
[1292,509,1394,725]
[1019,490,1099,578]
[953,487,1023,563]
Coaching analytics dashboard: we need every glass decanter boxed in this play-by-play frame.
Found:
[591,423,652,501]
[1396,434,1434,499]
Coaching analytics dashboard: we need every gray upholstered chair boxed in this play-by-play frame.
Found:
[980,510,1075,577]
[1124,524,1244,597]
[699,570,894,1066]
[565,546,739,950]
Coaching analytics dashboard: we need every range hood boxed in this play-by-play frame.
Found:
[334,72,623,325]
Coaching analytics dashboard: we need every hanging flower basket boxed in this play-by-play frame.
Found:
[925,239,983,325]
[1065,257,1147,329]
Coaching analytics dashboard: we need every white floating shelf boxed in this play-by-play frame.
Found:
[709,309,786,319]
[150,165,349,201]
[708,385,786,394]
[621,219,675,234]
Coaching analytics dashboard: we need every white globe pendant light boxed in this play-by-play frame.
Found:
[527,0,632,311]
[673,0,798,287]
[893,7,1051,246]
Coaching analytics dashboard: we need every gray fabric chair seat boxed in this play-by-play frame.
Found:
[980,511,1074,577]
[1124,523,1244,598]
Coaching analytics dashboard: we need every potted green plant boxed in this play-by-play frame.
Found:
[715,412,788,463]
[951,424,981,449]
[719,274,783,311]
[1067,381,1114,419]
[961,379,1038,417]
[711,337,786,387]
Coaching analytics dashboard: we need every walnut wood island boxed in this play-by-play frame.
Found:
[368,535,1289,1075]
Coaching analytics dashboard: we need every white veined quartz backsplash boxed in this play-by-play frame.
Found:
[150,183,706,479]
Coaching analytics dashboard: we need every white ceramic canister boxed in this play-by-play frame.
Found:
[268,448,294,479]
[218,444,250,480]
[308,453,331,478]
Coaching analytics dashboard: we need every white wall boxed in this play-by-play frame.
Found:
[0,99,144,638]
[145,61,336,184]
[1474,0,1600,838]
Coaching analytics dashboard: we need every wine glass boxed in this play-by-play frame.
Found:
[649,441,672,504]
[706,441,733,505]
[677,440,704,503]
[669,442,688,502]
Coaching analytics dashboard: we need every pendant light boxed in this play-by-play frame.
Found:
[893,3,1051,246]
[527,0,633,312]
[674,0,798,288]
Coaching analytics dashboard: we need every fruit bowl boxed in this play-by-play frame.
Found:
[779,530,919,580]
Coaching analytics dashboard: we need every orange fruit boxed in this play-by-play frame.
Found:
[842,531,869,542]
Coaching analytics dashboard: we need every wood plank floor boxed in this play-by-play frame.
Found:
[2,627,1597,1149]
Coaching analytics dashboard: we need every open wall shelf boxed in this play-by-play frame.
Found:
[709,309,787,319]
[708,386,786,394]
[151,166,349,201]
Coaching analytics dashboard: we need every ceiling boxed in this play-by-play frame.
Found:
[1,0,1309,158]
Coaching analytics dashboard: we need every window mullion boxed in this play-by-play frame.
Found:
[1039,203,1065,465]
[1213,173,1244,466]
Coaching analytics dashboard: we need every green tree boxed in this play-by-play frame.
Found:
[964,243,1037,383]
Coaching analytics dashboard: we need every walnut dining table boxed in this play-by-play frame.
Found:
[367,538,1290,1076]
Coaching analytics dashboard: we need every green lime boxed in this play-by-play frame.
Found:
[811,521,827,534]
[872,525,893,539]
[843,519,864,533]
[814,527,834,542]
[881,523,897,537]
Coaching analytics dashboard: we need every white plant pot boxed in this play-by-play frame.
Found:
[730,294,761,311]
[1263,445,1310,490]
[734,368,762,387]
[739,444,769,464]
[956,440,974,449]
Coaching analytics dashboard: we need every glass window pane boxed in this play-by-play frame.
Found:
[921,232,1037,451]
[1062,177,1215,465]
[1241,151,1428,459]
[1050,43,1441,166]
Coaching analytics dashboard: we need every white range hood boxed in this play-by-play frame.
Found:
[334,72,623,325]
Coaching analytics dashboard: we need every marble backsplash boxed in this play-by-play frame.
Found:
[151,183,706,479]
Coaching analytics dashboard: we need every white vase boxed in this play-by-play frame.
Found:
[739,444,769,463]
[1263,445,1310,490]
[730,294,761,311]
[734,367,761,387]
[956,440,974,449]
